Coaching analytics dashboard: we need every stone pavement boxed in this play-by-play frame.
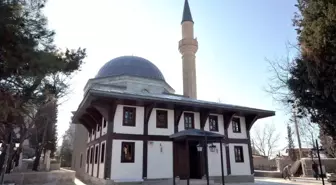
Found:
[73,177,331,185]
[252,177,331,185]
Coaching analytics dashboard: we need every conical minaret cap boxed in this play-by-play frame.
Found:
[181,0,194,24]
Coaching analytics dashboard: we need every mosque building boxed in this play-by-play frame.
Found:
[71,0,275,184]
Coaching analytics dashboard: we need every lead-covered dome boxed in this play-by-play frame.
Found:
[95,56,166,81]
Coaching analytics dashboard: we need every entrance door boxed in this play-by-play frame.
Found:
[189,142,202,179]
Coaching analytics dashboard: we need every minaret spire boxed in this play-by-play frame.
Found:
[179,0,198,99]
[182,0,193,23]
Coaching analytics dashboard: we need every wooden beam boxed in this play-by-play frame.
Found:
[245,114,258,175]
[104,103,117,179]
[200,110,210,130]
[144,103,156,135]
[174,108,183,133]
[86,107,102,123]
[81,114,96,129]
[143,103,155,179]
[245,115,258,131]
[78,118,92,132]
[223,112,236,130]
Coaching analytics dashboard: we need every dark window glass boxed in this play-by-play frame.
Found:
[90,147,94,163]
[234,146,244,162]
[95,146,99,164]
[121,142,135,163]
[101,143,105,163]
[209,115,219,132]
[184,113,194,129]
[232,117,241,133]
[103,118,107,128]
[80,154,83,168]
[97,124,100,132]
[156,110,168,128]
[123,107,136,126]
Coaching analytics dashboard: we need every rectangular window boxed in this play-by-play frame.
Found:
[156,110,168,128]
[184,113,194,129]
[232,117,241,133]
[121,142,135,163]
[86,149,90,164]
[103,118,107,128]
[97,124,100,132]
[234,146,244,163]
[80,153,83,168]
[101,143,105,163]
[123,107,136,126]
[90,147,94,164]
[95,145,99,164]
[209,115,219,132]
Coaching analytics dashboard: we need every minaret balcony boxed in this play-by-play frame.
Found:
[179,38,198,54]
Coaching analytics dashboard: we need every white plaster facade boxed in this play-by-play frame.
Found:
[71,1,275,184]
[229,144,251,175]
[111,140,143,181]
[83,105,253,181]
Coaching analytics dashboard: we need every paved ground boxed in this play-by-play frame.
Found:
[252,177,330,185]
[73,177,331,185]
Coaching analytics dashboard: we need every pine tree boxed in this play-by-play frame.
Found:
[287,0,336,141]
[287,124,296,161]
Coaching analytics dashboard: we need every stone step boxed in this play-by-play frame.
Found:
[180,179,216,185]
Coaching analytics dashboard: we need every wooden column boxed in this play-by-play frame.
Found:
[186,139,190,185]
[222,112,235,176]
[104,103,117,179]
[143,103,155,179]
[245,115,258,175]
[219,141,225,185]
[174,108,183,133]
[200,110,210,130]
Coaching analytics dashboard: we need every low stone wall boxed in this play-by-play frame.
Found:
[4,168,75,185]
[254,158,277,171]
[254,170,282,178]
[302,158,336,177]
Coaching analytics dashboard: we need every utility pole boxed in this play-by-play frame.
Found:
[293,110,303,160]
[293,102,305,176]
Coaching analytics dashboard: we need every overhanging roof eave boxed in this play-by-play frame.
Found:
[89,89,275,117]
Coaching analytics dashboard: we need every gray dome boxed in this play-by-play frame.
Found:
[95,56,165,81]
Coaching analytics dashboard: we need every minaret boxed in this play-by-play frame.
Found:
[179,0,198,99]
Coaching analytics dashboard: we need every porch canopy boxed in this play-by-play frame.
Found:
[170,129,225,142]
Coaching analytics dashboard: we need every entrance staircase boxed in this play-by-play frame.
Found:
[180,179,216,185]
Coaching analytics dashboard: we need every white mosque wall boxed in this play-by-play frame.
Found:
[203,114,225,135]
[148,108,174,136]
[147,141,173,179]
[113,105,144,135]
[84,75,175,95]
[96,124,101,139]
[178,111,201,131]
[111,140,143,181]
[93,144,99,177]
[229,144,251,175]
[207,143,228,176]
[98,141,106,178]
[91,129,95,141]
[102,117,107,136]
[227,116,247,139]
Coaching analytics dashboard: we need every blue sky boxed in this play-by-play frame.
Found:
[44,0,298,150]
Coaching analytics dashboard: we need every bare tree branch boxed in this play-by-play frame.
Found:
[252,123,281,159]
